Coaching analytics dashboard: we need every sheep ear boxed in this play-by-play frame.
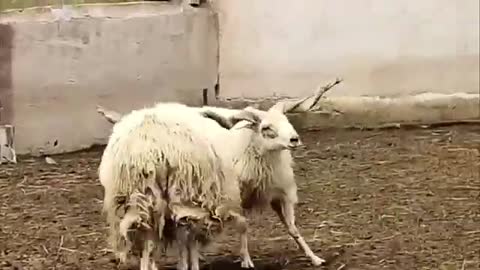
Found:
[199,110,234,129]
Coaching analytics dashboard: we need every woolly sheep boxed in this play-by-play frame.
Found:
[99,102,250,270]
[97,79,342,268]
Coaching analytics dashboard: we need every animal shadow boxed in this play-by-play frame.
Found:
[164,257,286,270]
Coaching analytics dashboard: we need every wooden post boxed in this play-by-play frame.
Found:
[0,125,16,164]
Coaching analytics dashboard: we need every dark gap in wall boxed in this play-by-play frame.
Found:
[188,0,206,7]
[214,82,220,99]
[202,88,208,105]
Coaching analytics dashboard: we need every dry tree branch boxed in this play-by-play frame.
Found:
[55,235,64,261]
[42,245,49,254]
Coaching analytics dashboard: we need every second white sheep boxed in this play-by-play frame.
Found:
[98,103,248,270]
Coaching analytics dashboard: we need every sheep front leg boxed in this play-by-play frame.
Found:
[271,198,325,266]
[231,212,254,268]
[240,230,254,268]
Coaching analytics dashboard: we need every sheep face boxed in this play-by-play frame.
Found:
[259,108,301,151]
[232,106,302,152]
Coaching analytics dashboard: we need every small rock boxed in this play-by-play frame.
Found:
[45,157,58,165]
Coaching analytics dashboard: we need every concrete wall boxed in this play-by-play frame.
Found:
[0,2,218,155]
[0,0,479,155]
[213,0,480,98]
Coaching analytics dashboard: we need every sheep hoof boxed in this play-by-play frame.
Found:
[310,255,326,266]
[240,257,255,268]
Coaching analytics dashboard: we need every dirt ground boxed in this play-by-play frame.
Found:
[1,125,479,270]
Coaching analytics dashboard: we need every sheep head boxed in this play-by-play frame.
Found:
[241,106,302,151]
[229,78,343,152]
[199,106,300,151]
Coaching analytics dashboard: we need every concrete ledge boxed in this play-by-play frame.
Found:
[22,91,480,156]
[213,92,480,130]
[0,1,182,21]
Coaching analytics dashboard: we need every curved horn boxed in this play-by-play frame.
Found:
[199,110,235,129]
[270,78,343,114]
[230,110,262,126]
[199,108,261,130]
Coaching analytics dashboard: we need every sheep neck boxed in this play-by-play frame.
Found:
[229,128,283,209]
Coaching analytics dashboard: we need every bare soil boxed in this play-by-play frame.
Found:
[1,125,479,270]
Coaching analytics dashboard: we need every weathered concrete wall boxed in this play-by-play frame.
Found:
[1,0,479,156]
[0,2,218,155]
[213,0,480,98]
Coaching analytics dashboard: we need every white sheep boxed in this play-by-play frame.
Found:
[99,102,251,270]
[197,105,326,267]
[97,79,342,268]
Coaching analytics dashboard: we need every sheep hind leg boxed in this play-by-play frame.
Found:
[188,240,201,270]
[176,227,189,270]
[231,212,254,268]
[270,198,325,266]
[140,238,157,270]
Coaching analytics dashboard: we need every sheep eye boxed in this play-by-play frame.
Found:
[261,125,277,139]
